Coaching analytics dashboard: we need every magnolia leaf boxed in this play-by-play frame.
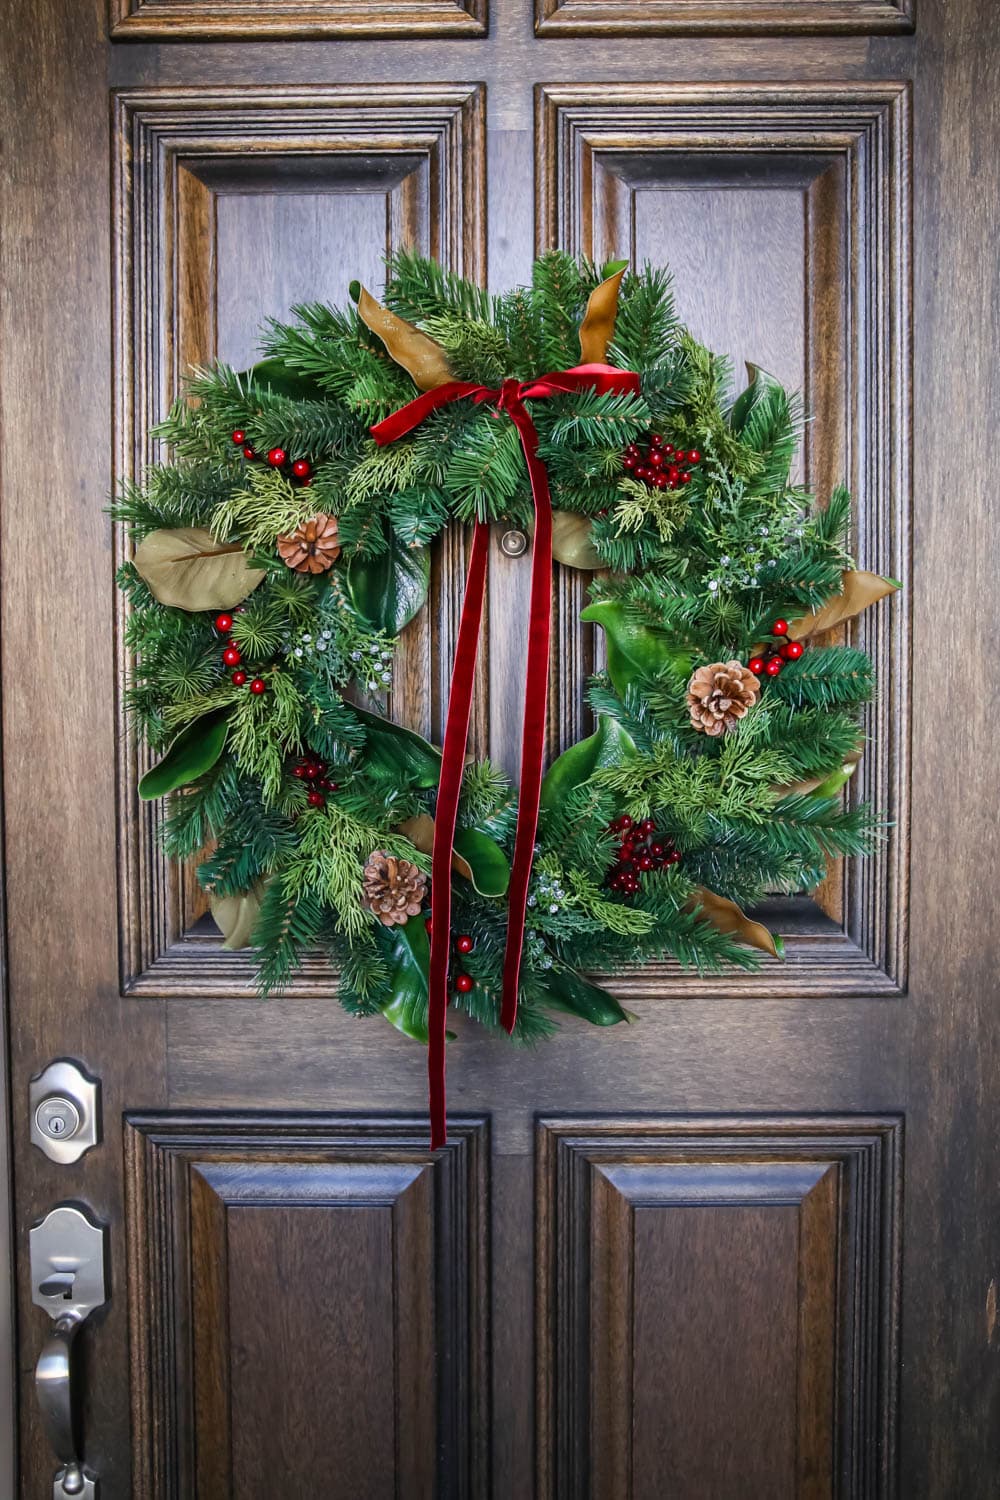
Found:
[541,968,633,1027]
[578,264,627,365]
[138,707,233,800]
[580,598,691,698]
[775,746,863,800]
[248,358,325,402]
[453,827,510,897]
[343,537,430,635]
[355,708,441,790]
[377,914,454,1044]
[551,511,602,570]
[133,527,267,612]
[787,571,900,642]
[397,814,510,897]
[209,879,266,951]
[688,887,784,960]
[351,282,453,392]
[729,362,785,434]
[541,714,636,812]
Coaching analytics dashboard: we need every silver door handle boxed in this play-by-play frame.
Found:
[30,1205,107,1498]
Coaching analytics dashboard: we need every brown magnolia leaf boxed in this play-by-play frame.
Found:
[355,285,453,392]
[396,814,474,883]
[209,880,266,951]
[787,570,899,642]
[551,511,602,570]
[134,527,266,612]
[687,887,782,960]
[578,265,627,364]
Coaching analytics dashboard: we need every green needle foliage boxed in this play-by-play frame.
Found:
[113,252,895,1046]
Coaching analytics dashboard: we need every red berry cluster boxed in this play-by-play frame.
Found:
[231,430,312,486]
[423,919,476,993]
[622,435,702,491]
[605,815,681,894]
[214,612,266,694]
[292,753,339,808]
[747,618,804,680]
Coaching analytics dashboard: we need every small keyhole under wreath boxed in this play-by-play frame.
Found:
[113,251,898,1146]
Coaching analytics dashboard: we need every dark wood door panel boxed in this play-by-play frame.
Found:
[537,1117,901,1498]
[110,0,487,40]
[124,1114,489,1499]
[534,0,913,38]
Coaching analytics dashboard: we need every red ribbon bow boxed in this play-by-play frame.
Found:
[372,362,641,1148]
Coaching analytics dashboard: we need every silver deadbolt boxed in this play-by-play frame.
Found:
[29,1061,100,1164]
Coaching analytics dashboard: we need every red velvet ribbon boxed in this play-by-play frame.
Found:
[371,363,640,1148]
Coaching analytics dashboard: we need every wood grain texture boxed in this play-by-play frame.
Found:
[110,0,487,39]
[124,1114,489,1499]
[536,1116,902,1498]
[535,0,913,38]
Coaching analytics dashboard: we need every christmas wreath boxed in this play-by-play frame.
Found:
[115,251,898,1143]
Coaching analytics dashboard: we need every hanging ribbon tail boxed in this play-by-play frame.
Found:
[428,518,490,1150]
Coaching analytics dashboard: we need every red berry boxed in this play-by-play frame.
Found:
[748,656,766,675]
[772,618,789,636]
[293,763,308,777]
[303,763,320,779]
[249,677,266,694]
[637,854,654,871]
[688,449,701,464]
[765,657,783,677]
[635,466,650,481]
[222,645,241,666]
[623,454,637,470]
[663,443,674,455]
[215,612,234,633]
[456,935,474,955]
[424,917,433,935]
[649,434,663,447]
[292,458,311,479]
[648,449,664,468]
[307,789,325,807]
[639,818,656,835]
[680,471,692,484]
[674,449,687,464]
[785,640,804,660]
[667,850,682,864]
[650,842,665,859]
[454,973,475,994]
[266,447,287,468]
[231,670,247,686]
[653,474,669,489]
[619,815,633,830]
[667,466,680,483]
[231,430,245,445]
[242,445,255,460]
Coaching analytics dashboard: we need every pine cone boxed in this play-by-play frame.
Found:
[276,513,341,574]
[361,850,428,927]
[686,660,760,736]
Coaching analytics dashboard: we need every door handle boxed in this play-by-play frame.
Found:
[30,1205,107,1498]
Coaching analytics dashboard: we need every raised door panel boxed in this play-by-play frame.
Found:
[113,86,486,999]
[534,0,913,37]
[110,0,487,39]
[537,83,911,998]
[537,1117,901,1499]
[124,1114,489,1499]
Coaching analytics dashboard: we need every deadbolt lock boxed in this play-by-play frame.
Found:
[29,1061,100,1164]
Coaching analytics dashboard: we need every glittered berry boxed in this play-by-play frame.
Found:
[307,789,325,807]
[222,645,241,667]
[242,444,255,460]
[688,449,701,464]
[249,677,266,694]
[765,656,783,677]
[454,973,475,994]
[215,612,234,633]
[456,935,474,955]
[267,447,287,468]
[784,640,804,660]
[292,458,312,479]
[231,430,245,445]
[771,618,789,636]
[231,670,247,686]
[748,656,766,675]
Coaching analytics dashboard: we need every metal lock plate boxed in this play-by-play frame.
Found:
[55,1472,97,1499]
[29,1060,100,1164]
[30,1205,108,1324]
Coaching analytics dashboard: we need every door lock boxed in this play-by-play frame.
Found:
[29,1061,100,1164]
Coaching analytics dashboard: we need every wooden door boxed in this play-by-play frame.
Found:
[2,0,997,1494]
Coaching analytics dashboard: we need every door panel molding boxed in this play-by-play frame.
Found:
[110,0,488,39]
[534,0,913,38]
[537,82,912,999]
[536,1115,902,1498]
[112,85,487,999]
[124,1113,489,1498]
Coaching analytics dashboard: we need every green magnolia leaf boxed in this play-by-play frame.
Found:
[809,761,857,799]
[540,968,632,1027]
[354,707,441,790]
[377,914,455,1044]
[344,536,430,635]
[453,827,510,897]
[541,714,636,812]
[138,707,233,800]
[728,362,785,434]
[580,598,691,698]
[248,358,326,402]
